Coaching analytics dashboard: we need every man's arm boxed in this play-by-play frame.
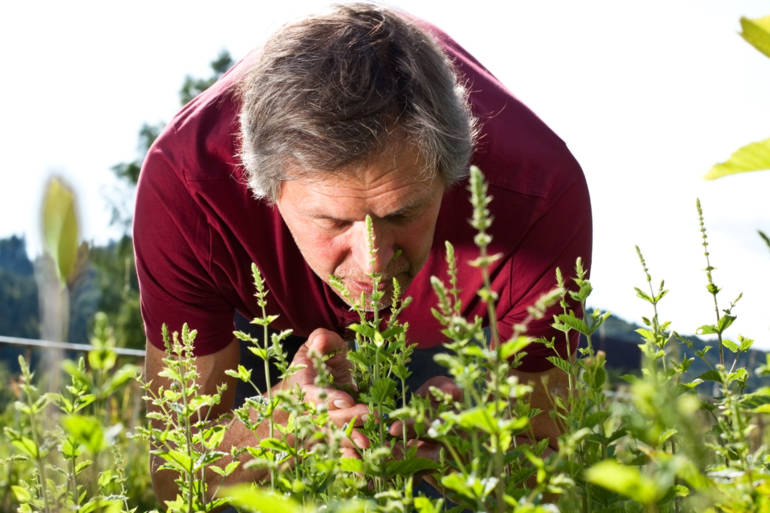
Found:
[144,329,370,504]
[510,365,569,448]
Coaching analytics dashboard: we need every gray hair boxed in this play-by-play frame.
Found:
[239,3,477,202]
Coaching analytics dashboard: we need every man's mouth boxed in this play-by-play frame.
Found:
[350,279,385,294]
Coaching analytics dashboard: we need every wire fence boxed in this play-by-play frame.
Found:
[0,335,146,358]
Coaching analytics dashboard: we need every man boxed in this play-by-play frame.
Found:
[135,3,592,501]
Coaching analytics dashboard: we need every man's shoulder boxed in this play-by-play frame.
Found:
[146,52,258,185]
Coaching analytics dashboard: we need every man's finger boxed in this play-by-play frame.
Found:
[306,328,347,355]
[390,439,441,462]
[413,439,441,462]
[389,418,418,439]
[342,428,370,451]
[300,384,356,410]
[328,403,370,428]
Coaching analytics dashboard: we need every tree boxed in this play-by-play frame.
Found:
[92,50,234,349]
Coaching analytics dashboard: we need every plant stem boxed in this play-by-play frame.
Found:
[25,386,51,513]
[261,313,276,489]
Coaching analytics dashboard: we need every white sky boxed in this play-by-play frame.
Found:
[1,0,769,348]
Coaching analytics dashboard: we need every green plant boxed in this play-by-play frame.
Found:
[2,325,145,513]
[137,324,236,513]
[8,163,770,513]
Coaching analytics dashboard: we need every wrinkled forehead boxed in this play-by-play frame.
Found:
[284,136,438,187]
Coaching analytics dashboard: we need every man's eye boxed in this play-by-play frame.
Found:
[386,212,416,225]
[320,219,351,230]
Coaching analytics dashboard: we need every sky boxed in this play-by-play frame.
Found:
[2,0,770,348]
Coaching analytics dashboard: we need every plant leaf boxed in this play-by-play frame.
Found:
[705,137,770,180]
[759,230,770,251]
[585,460,659,504]
[386,457,439,477]
[740,15,770,58]
[12,485,32,503]
[41,176,81,284]
[220,484,304,513]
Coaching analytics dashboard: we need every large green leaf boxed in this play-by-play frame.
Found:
[219,484,305,513]
[63,414,105,454]
[740,15,770,58]
[705,137,770,180]
[41,176,80,283]
[585,459,660,504]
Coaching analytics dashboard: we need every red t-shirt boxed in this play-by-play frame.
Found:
[134,21,592,373]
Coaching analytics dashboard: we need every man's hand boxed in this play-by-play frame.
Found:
[144,328,371,502]
[280,328,370,456]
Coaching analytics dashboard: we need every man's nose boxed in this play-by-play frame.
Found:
[351,219,394,275]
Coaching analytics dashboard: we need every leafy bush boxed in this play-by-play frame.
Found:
[1,313,157,513]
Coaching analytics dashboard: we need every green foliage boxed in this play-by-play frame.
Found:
[88,236,144,349]
[740,15,770,58]
[40,176,85,286]
[706,14,770,181]
[5,163,770,512]
[6,34,770,509]
[136,324,235,513]
[179,50,234,105]
[704,137,770,180]
[1,314,152,513]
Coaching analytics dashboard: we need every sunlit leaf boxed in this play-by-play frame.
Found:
[11,437,38,458]
[339,457,364,474]
[500,336,531,360]
[414,497,442,513]
[740,15,770,58]
[12,485,32,503]
[740,389,770,410]
[441,473,475,499]
[63,415,105,454]
[41,175,81,284]
[220,484,305,513]
[717,315,736,334]
[455,405,498,434]
[722,338,739,354]
[554,313,590,335]
[585,460,660,504]
[705,137,770,180]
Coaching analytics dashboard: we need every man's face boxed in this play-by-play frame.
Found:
[276,142,445,309]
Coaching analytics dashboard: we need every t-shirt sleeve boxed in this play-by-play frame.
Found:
[133,146,235,355]
[498,174,593,373]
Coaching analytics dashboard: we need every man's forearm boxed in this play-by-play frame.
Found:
[150,382,290,504]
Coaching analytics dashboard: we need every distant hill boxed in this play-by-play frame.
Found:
[583,310,769,393]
